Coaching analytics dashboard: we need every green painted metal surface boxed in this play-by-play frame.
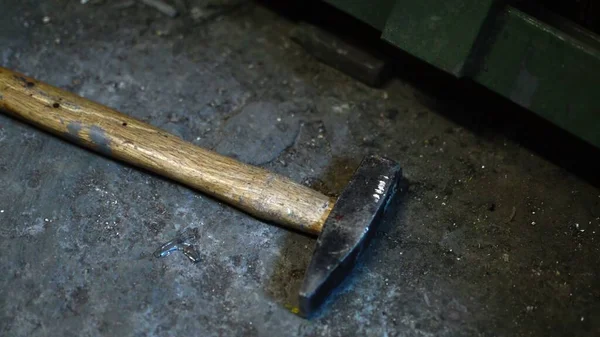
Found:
[474,8,600,148]
[381,0,497,76]
[324,0,600,149]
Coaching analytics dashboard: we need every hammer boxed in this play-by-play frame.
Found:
[0,67,402,316]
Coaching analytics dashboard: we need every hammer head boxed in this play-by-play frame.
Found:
[299,155,402,317]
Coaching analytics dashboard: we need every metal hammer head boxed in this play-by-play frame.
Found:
[299,155,402,317]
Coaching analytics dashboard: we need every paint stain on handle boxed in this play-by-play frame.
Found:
[89,125,111,154]
[66,122,82,138]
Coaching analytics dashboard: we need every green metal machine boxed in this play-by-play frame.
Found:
[325,0,600,149]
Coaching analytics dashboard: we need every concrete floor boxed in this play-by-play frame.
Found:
[1,1,599,336]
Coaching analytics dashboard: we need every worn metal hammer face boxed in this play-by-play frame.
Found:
[0,67,402,318]
[299,155,401,316]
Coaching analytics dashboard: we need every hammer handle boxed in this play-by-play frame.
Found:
[0,67,333,235]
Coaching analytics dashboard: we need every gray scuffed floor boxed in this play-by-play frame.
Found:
[0,1,599,336]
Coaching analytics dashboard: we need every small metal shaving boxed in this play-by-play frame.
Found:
[154,228,201,263]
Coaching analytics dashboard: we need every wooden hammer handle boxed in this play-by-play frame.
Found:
[0,67,333,235]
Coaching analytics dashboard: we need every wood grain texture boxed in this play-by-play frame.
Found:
[0,67,334,235]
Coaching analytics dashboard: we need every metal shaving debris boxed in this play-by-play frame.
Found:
[139,0,178,17]
[154,228,201,263]
[507,206,516,223]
